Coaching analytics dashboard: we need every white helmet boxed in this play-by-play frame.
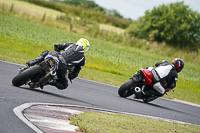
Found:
[76,38,90,53]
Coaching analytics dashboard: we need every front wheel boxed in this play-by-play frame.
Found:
[12,65,43,87]
[118,79,135,98]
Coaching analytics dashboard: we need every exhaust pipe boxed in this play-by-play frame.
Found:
[50,71,56,76]
[134,87,142,99]
[38,71,56,85]
[135,87,141,92]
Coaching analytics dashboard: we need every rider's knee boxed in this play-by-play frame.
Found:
[56,83,68,90]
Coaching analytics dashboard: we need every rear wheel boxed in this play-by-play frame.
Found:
[118,79,135,98]
[12,65,43,87]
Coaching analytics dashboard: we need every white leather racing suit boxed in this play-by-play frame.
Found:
[151,60,178,96]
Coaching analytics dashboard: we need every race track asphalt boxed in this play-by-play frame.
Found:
[0,60,199,133]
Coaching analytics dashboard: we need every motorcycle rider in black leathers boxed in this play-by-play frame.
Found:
[26,38,90,90]
[132,58,184,100]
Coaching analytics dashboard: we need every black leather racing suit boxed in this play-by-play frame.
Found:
[36,42,85,89]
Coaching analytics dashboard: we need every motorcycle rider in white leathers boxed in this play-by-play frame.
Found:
[132,58,184,99]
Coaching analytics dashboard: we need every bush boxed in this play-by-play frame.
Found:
[126,2,200,51]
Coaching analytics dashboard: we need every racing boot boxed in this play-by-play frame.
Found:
[26,56,43,67]
[47,81,68,90]
[26,60,38,67]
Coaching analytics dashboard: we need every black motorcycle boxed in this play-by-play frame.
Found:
[118,69,173,103]
[12,55,60,88]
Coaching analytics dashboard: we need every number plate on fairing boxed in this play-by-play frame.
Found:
[48,59,54,67]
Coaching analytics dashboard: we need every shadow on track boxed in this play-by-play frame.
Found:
[14,85,92,105]
[124,97,193,115]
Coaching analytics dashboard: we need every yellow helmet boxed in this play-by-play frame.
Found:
[76,38,90,53]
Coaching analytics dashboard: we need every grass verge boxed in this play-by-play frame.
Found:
[69,112,200,133]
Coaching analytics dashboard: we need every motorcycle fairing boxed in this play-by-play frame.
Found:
[140,69,153,86]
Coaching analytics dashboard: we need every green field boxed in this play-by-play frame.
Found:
[70,112,200,133]
[0,0,65,19]
[99,24,125,34]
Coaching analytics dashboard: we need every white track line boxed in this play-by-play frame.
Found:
[13,103,43,133]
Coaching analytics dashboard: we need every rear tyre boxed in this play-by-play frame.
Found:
[12,65,43,87]
[118,79,135,98]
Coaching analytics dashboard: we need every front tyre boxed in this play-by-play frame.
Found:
[118,79,134,97]
[12,65,43,87]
